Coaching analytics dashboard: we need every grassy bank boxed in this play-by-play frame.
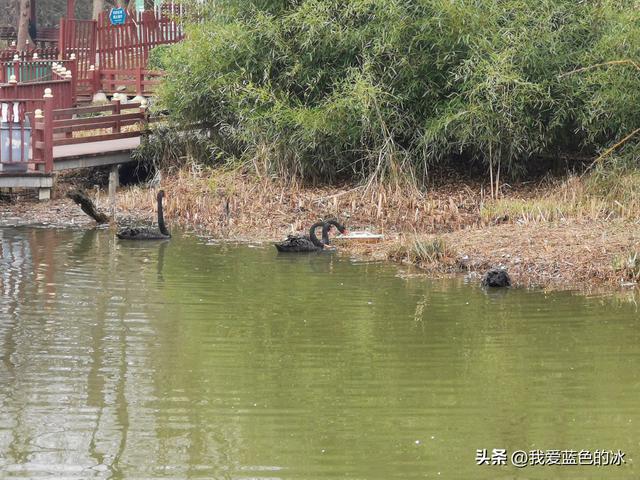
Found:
[109,166,640,291]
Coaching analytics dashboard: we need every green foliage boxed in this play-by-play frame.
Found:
[154,0,640,184]
[613,251,640,282]
[390,237,449,265]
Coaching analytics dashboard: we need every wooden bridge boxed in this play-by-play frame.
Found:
[0,6,183,199]
[0,91,152,199]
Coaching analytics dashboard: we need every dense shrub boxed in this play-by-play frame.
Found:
[154,0,640,184]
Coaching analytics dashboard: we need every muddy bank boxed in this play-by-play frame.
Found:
[2,169,639,292]
[358,220,640,291]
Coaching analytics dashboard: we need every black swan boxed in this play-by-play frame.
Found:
[274,220,348,252]
[117,190,171,240]
[482,268,511,287]
[275,221,330,252]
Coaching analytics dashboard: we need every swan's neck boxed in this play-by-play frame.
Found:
[309,222,325,247]
[321,222,331,245]
[157,196,169,236]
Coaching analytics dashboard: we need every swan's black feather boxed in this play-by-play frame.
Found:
[274,220,348,253]
[274,234,321,252]
[117,227,170,240]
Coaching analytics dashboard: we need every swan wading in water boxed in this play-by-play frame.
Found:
[275,220,347,252]
[117,190,171,240]
[275,221,326,252]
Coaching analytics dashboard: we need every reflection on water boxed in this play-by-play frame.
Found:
[0,226,639,479]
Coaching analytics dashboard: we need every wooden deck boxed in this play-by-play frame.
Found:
[1,98,148,196]
[54,136,140,159]
[43,137,140,171]
[1,136,140,195]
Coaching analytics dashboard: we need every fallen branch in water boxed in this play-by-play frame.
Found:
[66,190,111,224]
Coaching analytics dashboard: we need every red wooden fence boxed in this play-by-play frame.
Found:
[96,67,164,96]
[56,10,183,97]
[1,6,185,112]
[96,10,183,73]
[0,58,76,85]
[0,47,59,62]
[58,18,97,97]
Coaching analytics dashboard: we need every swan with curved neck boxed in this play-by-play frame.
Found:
[275,219,347,252]
[275,221,331,252]
[117,190,171,240]
[323,219,348,245]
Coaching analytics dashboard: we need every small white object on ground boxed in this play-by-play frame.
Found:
[334,230,384,243]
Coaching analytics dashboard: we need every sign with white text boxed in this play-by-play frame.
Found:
[109,8,127,26]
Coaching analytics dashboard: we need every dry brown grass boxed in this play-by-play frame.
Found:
[116,165,484,240]
[431,220,640,289]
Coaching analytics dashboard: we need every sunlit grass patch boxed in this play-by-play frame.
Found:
[389,237,451,265]
[481,171,640,224]
[613,251,640,282]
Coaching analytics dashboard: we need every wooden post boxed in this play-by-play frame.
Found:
[58,17,66,59]
[68,54,77,103]
[33,108,43,165]
[89,64,99,95]
[13,57,20,83]
[112,97,121,133]
[66,0,75,20]
[136,65,143,96]
[43,87,54,173]
[108,165,118,218]
[140,98,148,129]
[63,71,74,140]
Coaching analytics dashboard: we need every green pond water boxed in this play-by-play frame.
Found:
[0,226,639,479]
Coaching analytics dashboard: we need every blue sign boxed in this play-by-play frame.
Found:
[109,8,127,26]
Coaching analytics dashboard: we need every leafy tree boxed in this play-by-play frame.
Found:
[155,0,640,185]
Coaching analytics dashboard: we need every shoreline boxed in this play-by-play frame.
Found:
[2,169,640,294]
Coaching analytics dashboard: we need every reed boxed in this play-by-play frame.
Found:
[116,165,486,240]
[480,171,640,224]
[388,237,451,266]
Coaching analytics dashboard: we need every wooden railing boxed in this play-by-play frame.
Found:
[0,62,76,113]
[0,57,76,84]
[94,67,164,96]
[33,92,150,173]
[0,47,60,62]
